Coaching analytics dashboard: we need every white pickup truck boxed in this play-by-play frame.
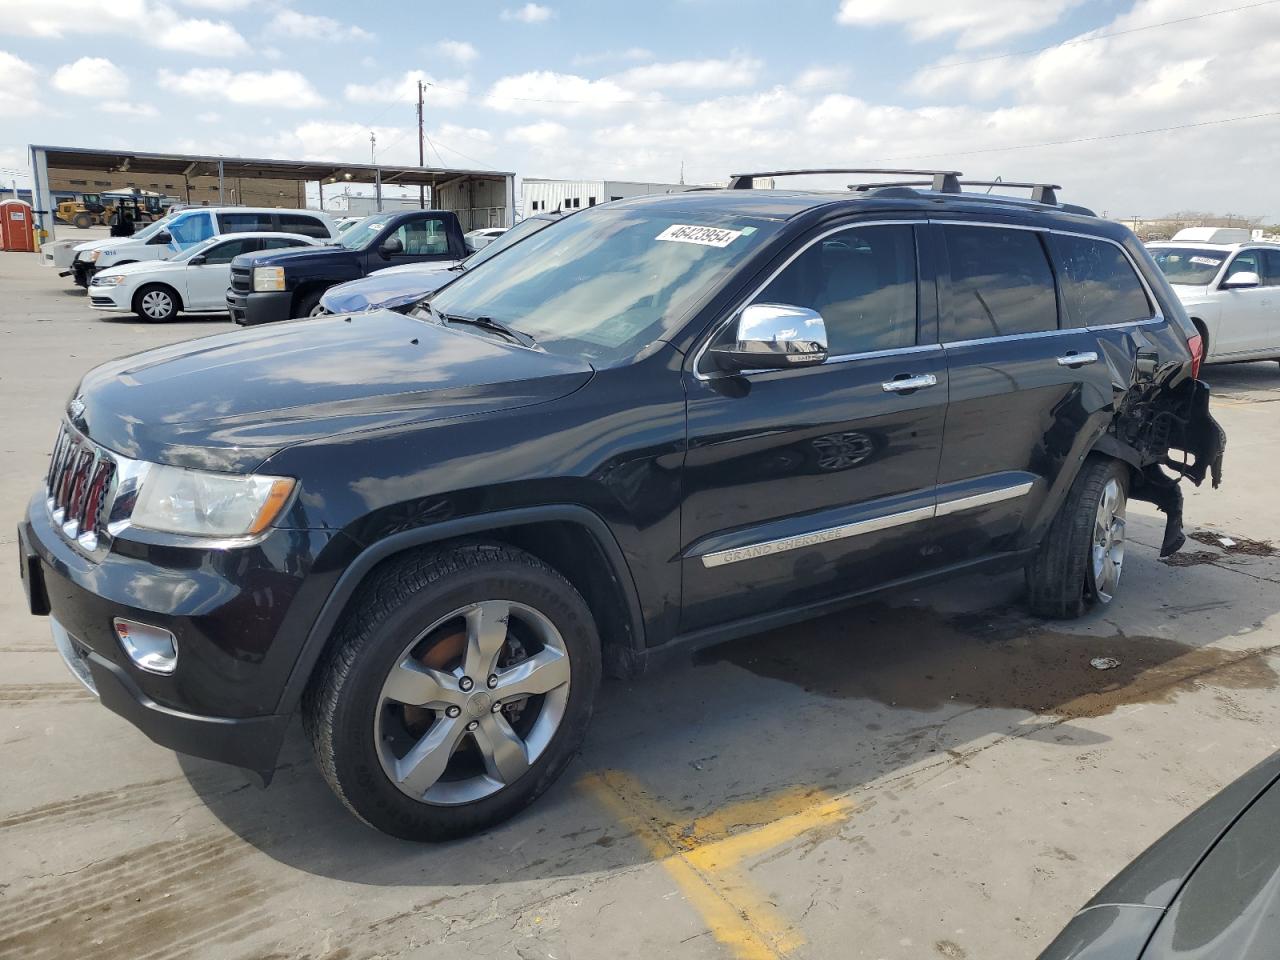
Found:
[1148,228,1280,367]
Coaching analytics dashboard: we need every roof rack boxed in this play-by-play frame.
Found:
[727,168,963,193]
[844,177,1062,206]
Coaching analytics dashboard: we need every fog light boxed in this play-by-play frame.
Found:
[113,618,178,675]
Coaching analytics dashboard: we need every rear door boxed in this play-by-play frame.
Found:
[184,236,263,309]
[679,220,949,632]
[930,220,1112,565]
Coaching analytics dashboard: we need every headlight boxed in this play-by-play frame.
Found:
[85,250,101,263]
[253,266,286,292]
[91,275,126,286]
[131,464,296,538]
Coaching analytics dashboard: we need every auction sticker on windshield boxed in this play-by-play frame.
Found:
[656,224,744,247]
[1190,256,1223,266]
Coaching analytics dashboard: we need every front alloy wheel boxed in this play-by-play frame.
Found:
[1089,477,1126,603]
[376,600,571,805]
[305,544,601,841]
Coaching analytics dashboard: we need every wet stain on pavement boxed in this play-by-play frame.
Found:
[695,603,1279,719]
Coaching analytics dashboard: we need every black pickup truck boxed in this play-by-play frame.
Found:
[226,209,468,325]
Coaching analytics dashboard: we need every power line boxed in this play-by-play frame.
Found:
[917,0,1280,72]
[871,109,1280,162]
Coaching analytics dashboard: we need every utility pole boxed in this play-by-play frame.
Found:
[370,131,377,165]
[418,79,426,209]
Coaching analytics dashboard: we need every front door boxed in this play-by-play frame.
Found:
[184,236,262,310]
[679,221,949,633]
[930,221,1116,565]
[367,216,456,274]
[1215,249,1271,356]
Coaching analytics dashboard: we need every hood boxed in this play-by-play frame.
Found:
[321,262,458,314]
[72,238,114,254]
[97,259,183,278]
[72,310,593,472]
[1171,284,1212,304]
[236,243,344,269]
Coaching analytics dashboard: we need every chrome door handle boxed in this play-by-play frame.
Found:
[1057,351,1098,367]
[882,373,938,393]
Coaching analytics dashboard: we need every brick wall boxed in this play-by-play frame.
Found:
[48,167,308,208]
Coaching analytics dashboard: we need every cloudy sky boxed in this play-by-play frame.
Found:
[0,0,1277,219]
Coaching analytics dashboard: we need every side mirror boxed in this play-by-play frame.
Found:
[1221,271,1260,289]
[380,236,404,258]
[149,230,172,245]
[188,254,206,266]
[709,303,829,371]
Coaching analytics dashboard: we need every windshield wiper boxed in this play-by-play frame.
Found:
[442,313,539,349]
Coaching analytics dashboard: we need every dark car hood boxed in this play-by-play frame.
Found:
[234,244,347,269]
[72,310,593,472]
[321,263,457,314]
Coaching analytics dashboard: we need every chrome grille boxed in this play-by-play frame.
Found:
[45,423,120,554]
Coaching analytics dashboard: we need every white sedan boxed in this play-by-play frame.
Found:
[87,232,322,321]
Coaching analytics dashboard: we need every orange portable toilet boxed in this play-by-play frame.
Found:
[0,199,35,252]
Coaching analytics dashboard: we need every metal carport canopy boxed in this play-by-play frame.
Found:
[28,144,515,239]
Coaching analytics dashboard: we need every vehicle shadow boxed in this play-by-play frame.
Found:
[182,511,1280,886]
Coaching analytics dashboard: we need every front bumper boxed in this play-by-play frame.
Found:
[71,259,96,288]
[20,493,341,778]
[87,284,130,312]
[227,289,292,326]
[50,615,289,777]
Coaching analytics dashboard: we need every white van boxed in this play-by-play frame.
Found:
[66,207,338,287]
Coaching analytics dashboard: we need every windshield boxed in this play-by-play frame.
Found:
[166,210,214,248]
[1149,247,1226,285]
[129,212,178,243]
[339,213,394,250]
[462,216,557,269]
[425,206,782,364]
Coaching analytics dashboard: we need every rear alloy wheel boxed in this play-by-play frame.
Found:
[1026,456,1130,619]
[305,544,601,841]
[133,285,179,322]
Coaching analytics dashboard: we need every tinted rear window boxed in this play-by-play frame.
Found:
[279,213,331,238]
[942,225,1057,340]
[1053,234,1152,327]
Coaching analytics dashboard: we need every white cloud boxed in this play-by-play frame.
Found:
[197,111,222,122]
[159,67,325,107]
[2,1,249,55]
[501,3,553,23]
[572,47,652,67]
[616,55,761,90]
[51,57,129,97]
[100,100,158,117]
[793,65,850,92]
[435,39,478,63]
[836,0,1081,48]
[178,0,253,8]
[344,70,467,107]
[0,51,39,116]
[267,10,372,42]
[506,121,568,147]
[485,71,637,115]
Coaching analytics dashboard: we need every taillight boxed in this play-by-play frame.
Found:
[1187,333,1204,379]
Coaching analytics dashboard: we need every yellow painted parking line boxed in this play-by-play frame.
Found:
[581,770,854,960]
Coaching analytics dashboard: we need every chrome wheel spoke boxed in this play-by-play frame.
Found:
[382,659,460,708]
[463,600,510,679]
[395,716,467,797]
[494,647,570,698]
[474,712,530,785]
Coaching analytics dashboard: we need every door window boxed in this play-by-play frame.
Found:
[391,218,450,255]
[261,236,309,250]
[278,213,331,239]
[167,211,215,247]
[941,225,1058,340]
[1224,250,1261,283]
[201,237,260,264]
[1260,249,1280,287]
[217,211,272,233]
[748,223,918,355]
[1052,234,1153,327]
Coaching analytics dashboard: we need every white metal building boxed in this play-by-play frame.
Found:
[521,178,701,216]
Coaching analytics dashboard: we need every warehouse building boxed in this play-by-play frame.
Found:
[521,178,700,215]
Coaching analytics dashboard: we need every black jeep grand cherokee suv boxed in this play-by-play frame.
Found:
[19,170,1224,841]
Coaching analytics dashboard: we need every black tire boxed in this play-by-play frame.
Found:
[303,543,602,841]
[293,290,324,319]
[72,212,92,229]
[1025,456,1129,619]
[132,283,180,322]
